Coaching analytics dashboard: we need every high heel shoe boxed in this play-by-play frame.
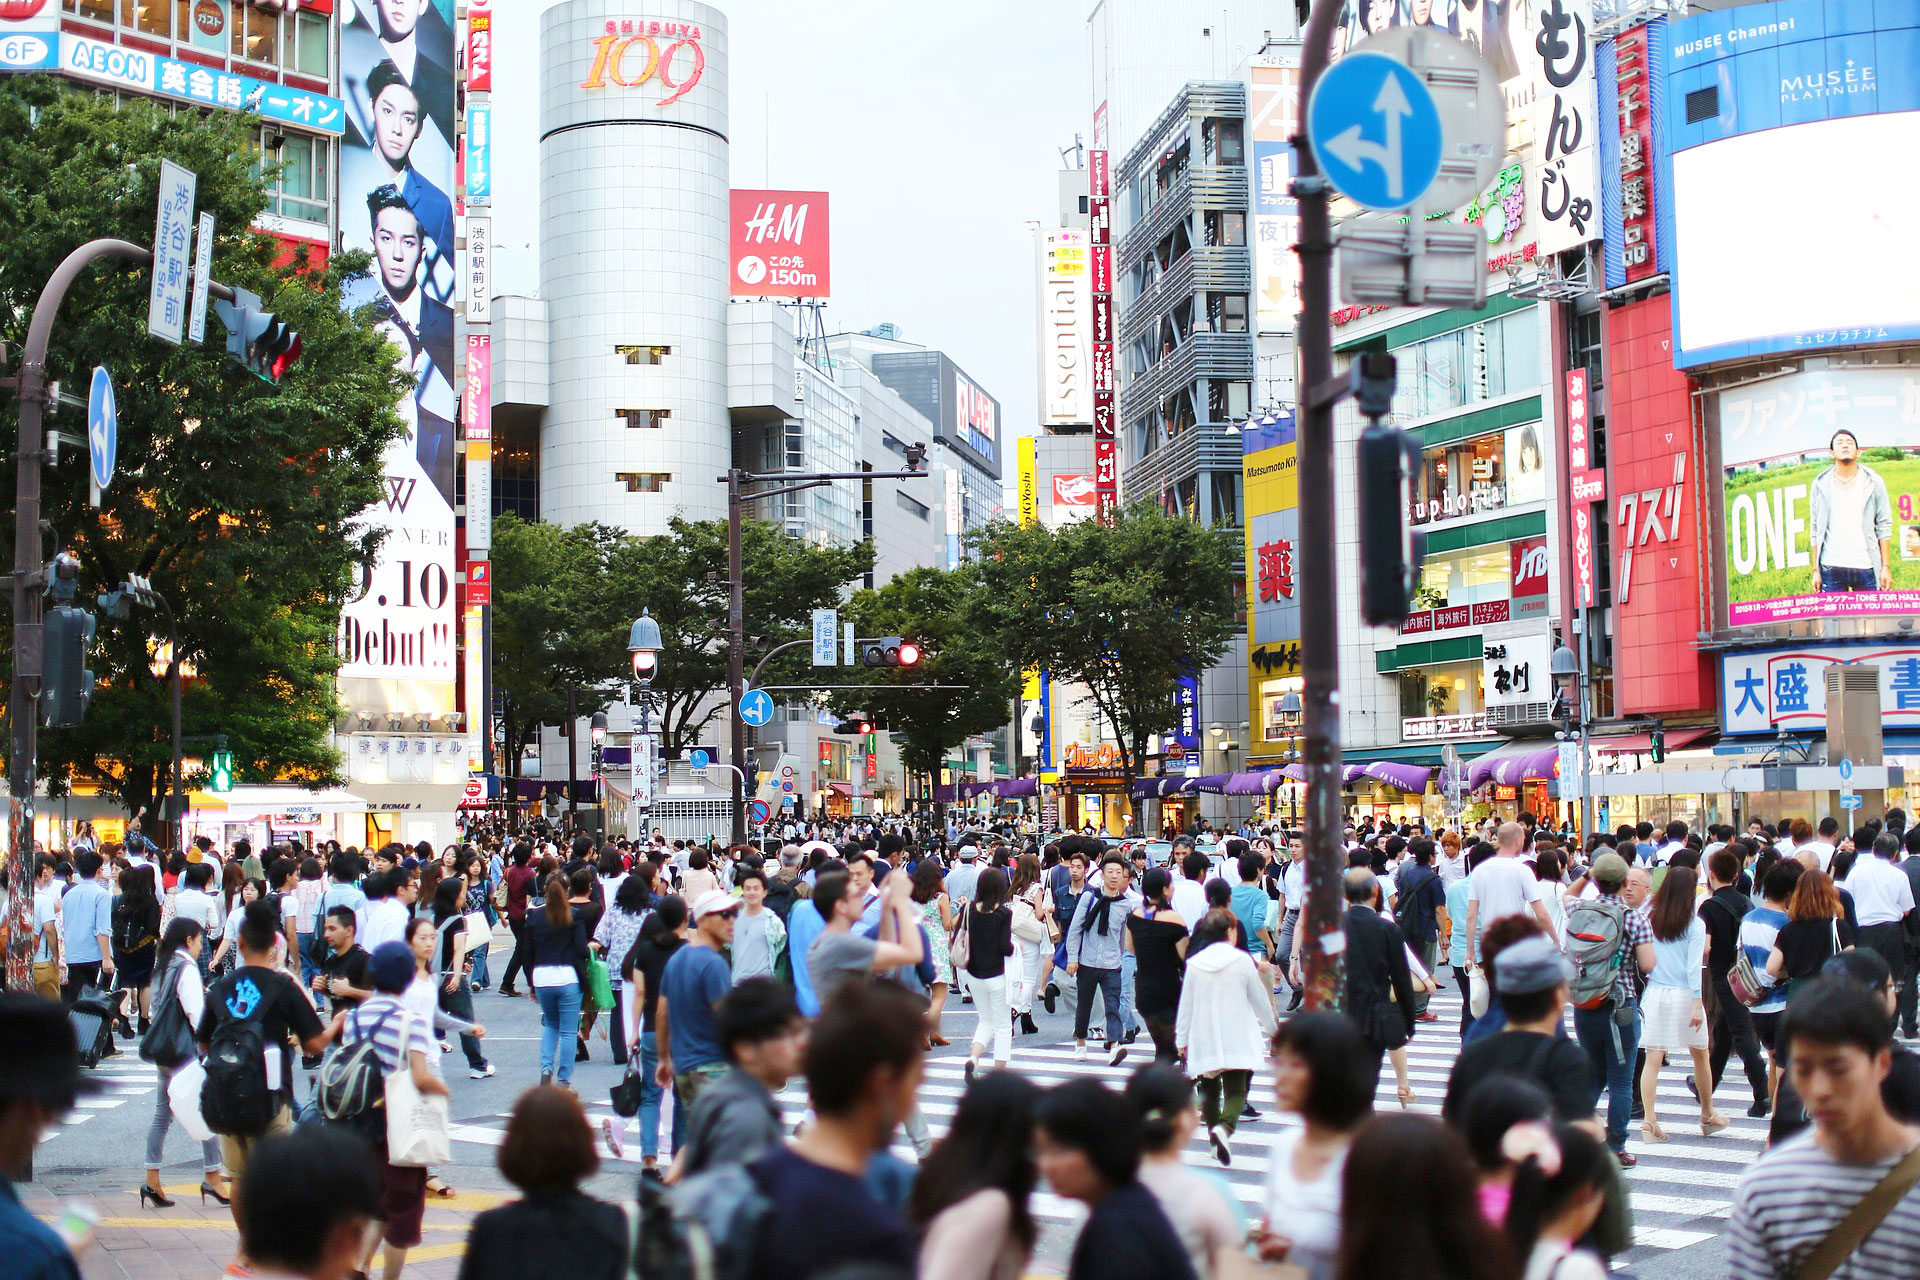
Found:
[115,1014,135,1038]
[200,1179,231,1206]
[139,1184,176,1209]
[1639,1121,1669,1143]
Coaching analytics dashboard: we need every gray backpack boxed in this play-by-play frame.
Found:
[1563,897,1629,1010]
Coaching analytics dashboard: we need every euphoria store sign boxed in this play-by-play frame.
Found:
[580,18,705,106]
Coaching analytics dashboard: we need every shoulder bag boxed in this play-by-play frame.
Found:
[1793,1142,1920,1280]
[385,1012,452,1167]
[948,901,971,970]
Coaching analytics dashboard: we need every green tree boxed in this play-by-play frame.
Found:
[826,567,1019,811]
[968,504,1239,798]
[0,83,408,815]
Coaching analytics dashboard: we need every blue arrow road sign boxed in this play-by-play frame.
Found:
[1842,791,1863,810]
[88,366,117,493]
[1308,52,1444,211]
[689,749,710,770]
[738,689,774,727]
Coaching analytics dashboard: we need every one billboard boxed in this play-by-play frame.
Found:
[337,0,460,716]
[951,366,998,467]
[1247,64,1300,333]
[1037,228,1092,426]
[1052,473,1097,521]
[465,0,492,91]
[1718,365,1920,628]
[1661,1,1920,368]
[1596,19,1667,290]
[60,33,345,133]
[729,189,830,299]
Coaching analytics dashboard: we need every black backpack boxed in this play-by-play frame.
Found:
[1393,866,1433,940]
[200,1002,276,1137]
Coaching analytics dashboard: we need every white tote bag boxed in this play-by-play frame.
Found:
[384,1016,451,1167]
[167,1060,214,1143]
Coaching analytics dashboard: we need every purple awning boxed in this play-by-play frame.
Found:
[996,779,1039,798]
[1284,764,1310,782]
[934,784,958,803]
[1130,777,1171,798]
[1342,764,1367,784]
[1468,744,1561,789]
[1188,774,1233,794]
[1363,762,1434,793]
[1223,770,1283,795]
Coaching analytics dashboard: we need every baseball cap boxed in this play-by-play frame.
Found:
[1589,851,1629,886]
[956,845,980,860]
[1493,936,1575,996]
[691,890,741,921]
[367,941,416,994]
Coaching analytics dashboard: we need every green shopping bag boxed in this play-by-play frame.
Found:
[585,952,615,1012]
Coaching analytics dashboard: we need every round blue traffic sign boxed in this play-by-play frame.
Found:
[738,688,774,727]
[689,748,710,771]
[1308,52,1445,211]
[87,365,117,492]
[750,800,771,824]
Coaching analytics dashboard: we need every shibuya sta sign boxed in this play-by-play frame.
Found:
[580,18,706,105]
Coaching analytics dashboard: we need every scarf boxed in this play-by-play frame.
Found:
[1092,891,1126,936]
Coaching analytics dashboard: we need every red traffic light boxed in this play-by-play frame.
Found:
[897,642,921,667]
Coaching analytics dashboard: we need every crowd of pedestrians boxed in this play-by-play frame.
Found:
[5,808,1920,1280]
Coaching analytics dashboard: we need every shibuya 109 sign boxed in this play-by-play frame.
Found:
[579,17,706,105]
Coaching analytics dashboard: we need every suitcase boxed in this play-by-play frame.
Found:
[68,984,117,1069]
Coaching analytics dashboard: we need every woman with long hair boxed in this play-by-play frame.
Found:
[1125,1065,1243,1279]
[590,873,652,1067]
[1503,1122,1611,1280]
[207,877,266,974]
[1007,853,1052,1036]
[139,918,227,1208]
[1125,868,1188,1064]
[1766,866,1856,986]
[1334,1113,1516,1280]
[113,865,162,1034]
[910,1073,1041,1280]
[1255,1013,1376,1280]
[428,880,493,1081]
[1637,865,1726,1140]
[1180,908,1276,1164]
[911,859,955,1044]
[615,895,689,1177]
[461,851,494,991]
[526,873,588,1088]
[962,867,1017,1079]
[568,866,604,1063]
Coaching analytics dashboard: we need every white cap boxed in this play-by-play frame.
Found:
[957,845,980,860]
[691,890,741,921]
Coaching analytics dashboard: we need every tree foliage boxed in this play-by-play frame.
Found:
[968,504,1239,789]
[0,82,408,814]
[827,566,1018,786]
[488,515,872,773]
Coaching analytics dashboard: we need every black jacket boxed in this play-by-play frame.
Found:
[763,876,801,925]
[1344,906,1417,1052]
[456,1190,625,1280]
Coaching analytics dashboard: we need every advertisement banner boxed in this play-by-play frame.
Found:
[952,368,997,460]
[61,34,345,133]
[729,189,830,299]
[1089,146,1114,522]
[1017,437,1038,528]
[464,335,492,552]
[1037,228,1092,426]
[338,0,460,715]
[1598,22,1662,289]
[465,105,491,206]
[1052,474,1096,516]
[1662,1,1920,368]
[1721,644,1920,736]
[465,214,491,324]
[465,0,492,91]
[1483,635,1552,707]
[1247,64,1300,333]
[1719,366,1920,627]
[1572,503,1596,608]
[1243,412,1301,742]
[1526,0,1599,254]
[0,0,57,72]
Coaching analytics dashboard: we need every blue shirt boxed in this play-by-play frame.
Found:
[1446,876,1473,967]
[60,879,112,965]
[0,1175,80,1280]
[658,944,732,1072]
[1230,884,1271,957]
[786,900,826,1017]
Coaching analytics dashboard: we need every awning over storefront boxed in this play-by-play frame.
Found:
[828,781,853,796]
[1363,762,1435,793]
[993,779,1039,798]
[1467,742,1561,789]
[1342,764,1367,784]
[1188,774,1233,794]
[934,784,958,803]
[1223,770,1286,795]
[213,785,372,815]
[505,779,597,804]
[1591,728,1714,754]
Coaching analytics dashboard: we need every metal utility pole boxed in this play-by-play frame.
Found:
[720,453,928,843]
[1292,0,1349,1013]
[565,685,579,820]
[5,239,241,993]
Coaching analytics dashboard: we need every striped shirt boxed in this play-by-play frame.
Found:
[1727,1129,1920,1280]
[343,994,434,1076]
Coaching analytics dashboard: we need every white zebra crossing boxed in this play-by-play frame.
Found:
[38,1055,158,1145]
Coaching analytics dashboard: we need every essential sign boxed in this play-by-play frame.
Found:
[148,160,196,344]
[812,608,838,667]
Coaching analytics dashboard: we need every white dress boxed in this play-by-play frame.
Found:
[1259,1128,1343,1280]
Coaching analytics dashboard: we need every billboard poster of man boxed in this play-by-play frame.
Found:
[1720,367,1920,626]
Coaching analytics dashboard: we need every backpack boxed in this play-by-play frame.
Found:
[314,1005,399,1127]
[1393,867,1432,941]
[624,1162,775,1280]
[200,1001,276,1137]
[1563,897,1629,1010]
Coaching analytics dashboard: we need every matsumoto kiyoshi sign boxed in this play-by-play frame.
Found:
[1718,366,1920,627]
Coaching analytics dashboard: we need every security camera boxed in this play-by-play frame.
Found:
[904,441,927,472]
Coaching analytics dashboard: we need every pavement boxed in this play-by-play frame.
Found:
[27,938,1741,1280]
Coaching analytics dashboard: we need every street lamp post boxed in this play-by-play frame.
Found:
[1278,690,1304,832]
[1551,639,1592,841]
[628,611,662,840]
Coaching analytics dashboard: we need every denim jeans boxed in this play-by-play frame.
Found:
[440,977,488,1071]
[1073,965,1124,1045]
[1119,952,1144,1034]
[1573,1001,1641,1152]
[148,1064,221,1172]
[1820,564,1876,592]
[635,1030,684,1161]
[468,933,492,988]
[536,982,583,1084]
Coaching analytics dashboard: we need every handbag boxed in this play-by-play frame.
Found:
[490,877,508,912]
[609,1065,644,1118]
[586,953,616,1013]
[463,911,492,956]
[1727,943,1772,1007]
[139,960,198,1068]
[385,1015,451,1166]
[167,1059,214,1143]
[948,902,971,970]
[1793,1142,1920,1280]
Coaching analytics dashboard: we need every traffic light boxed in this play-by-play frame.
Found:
[860,637,921,667]
[215,287,302,384]
[209,750,234,793]
[41,604,96,727]
[1356,421,1426,626]
[1649,726,1666,764]
[833,714,875,736]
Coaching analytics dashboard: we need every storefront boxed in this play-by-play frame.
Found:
[181,785,373,852]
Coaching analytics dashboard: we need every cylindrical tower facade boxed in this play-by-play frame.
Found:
[539,0,730,533]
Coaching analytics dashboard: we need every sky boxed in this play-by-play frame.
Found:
[490,0,1090,474]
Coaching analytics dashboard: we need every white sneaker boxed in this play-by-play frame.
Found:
[1108,1044,1128,1067]
[1075,1042,1088,1060]
[1208,1124,1232,1166]
[469,1063,495,1080]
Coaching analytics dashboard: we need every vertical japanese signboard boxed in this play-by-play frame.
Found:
[465,0,492,92]
[1243,412,1301,747]
[1088,140,1116,524]
[1601,22,1659,288]
[1037,228,1092,426]
[148,160,196,345]
[1528,0,1599,256]
[1247,64,1300,333]
[338,0,460,718]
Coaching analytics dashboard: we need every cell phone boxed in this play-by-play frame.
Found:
[54,1201,99,1255]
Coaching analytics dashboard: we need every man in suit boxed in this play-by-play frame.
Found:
[366,185,454,503]
[1342,869,1415,1094]
[363,0,453,144]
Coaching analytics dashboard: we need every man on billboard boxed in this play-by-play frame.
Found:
[1809,429,1892,594]
[367,185,455,504]
[360,61,452,275]
[365,0,453,141]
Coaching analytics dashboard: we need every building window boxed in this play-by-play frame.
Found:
[235,1,278,65]
[615,472,671,492]
[1206,211,1246,247]
[67,0,115,23]
[287,9,328,77]
[896,491,930,520]
[615,408,671,429]
[122,0,167,36]
[1483,311,1542,400]
[252,131,329,224]
[1205,117,1244,165]
[615,344,671,365]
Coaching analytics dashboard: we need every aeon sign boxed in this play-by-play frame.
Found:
[579,18,706,106]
